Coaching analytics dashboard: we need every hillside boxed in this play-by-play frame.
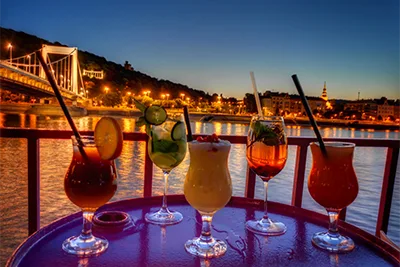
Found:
[0,27,212,101]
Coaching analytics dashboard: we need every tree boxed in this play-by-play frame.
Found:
[244,93,257,113]
[99,92,122,107]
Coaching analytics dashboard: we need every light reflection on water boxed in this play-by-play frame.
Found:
[0,113,399,264]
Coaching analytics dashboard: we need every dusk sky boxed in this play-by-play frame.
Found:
[1,0,399,100]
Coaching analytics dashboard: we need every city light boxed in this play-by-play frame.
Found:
[127,92,132,96]
[180,93,185,100]
[161,94,166,100]
[104,87,109,94]
[7,43,12,61]
[166,93,170,100]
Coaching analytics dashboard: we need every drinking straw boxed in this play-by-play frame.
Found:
[183,106,193,141]
[291,74,327,155]
[249,71,263,117]
[36,51,85,148]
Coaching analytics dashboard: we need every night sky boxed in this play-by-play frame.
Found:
[1,0,399,99]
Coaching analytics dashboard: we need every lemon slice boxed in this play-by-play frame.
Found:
[94,117,123,160]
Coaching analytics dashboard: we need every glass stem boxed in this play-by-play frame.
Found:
[161,171,170,212]
[200,215,214,243]
[327,210,340,237]
[81,211,94,240]
[261,181,269,222]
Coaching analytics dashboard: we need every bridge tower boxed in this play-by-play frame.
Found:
[39,45,79,95]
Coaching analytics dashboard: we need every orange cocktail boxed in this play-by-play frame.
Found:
[308,142,359,252]
[64,142,117,211]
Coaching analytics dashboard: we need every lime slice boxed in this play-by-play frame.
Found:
[171,121,186,141]
[144,106,167,125]
[94,117,123,160]
[151,153,178,169]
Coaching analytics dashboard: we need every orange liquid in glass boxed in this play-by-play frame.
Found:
[246,142,288,180]
[64,146,117,211]
[308,143,358,210]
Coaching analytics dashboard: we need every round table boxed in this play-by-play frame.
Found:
[7,196,399,267]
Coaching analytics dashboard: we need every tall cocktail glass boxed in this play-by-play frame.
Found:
[308,142,359,252]
[63,136,118,256]
[246,115,288,235]
[145,114,187,225]
[184,138,232,258]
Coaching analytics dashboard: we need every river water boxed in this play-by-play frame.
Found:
[0,113,399,264]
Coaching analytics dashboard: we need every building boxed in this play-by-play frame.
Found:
[321,81,328,101]
[377,98,394,120]
[344,100,378,119]
[261,91,326,116]
[393,101,400,121]
[82,69,104,79]
[124,61,134,71]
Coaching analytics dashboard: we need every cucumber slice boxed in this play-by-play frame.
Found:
[171,121,186,141]
[144,106,167,125]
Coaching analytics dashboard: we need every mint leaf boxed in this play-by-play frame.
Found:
[136,116,146,127]
[133,98,146,112]
[153,139,179,153]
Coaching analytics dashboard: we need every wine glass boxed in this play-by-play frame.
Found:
[145,114,187,225]
[184,137,232,258]
[63,136,118,256]
[308,142,359,252]
[245,115,288,235]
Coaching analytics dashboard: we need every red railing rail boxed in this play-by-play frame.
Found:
[0,128,398,240]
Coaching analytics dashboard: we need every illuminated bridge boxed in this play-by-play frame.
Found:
[0,45,86,100]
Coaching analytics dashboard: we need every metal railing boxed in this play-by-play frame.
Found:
[0,128,398,240]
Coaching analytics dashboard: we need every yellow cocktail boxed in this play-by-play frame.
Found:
[184,135,232,258]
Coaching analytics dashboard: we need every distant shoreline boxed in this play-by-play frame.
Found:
[0,103,399,131]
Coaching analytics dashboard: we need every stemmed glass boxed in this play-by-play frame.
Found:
[63,136,118,256]
[184,137,232,258]
[145,114,187,225]
[245,115,288,235]
[308,142,359,252]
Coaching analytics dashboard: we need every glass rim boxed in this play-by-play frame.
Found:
[251,115,284,122]
[310,141,356,148]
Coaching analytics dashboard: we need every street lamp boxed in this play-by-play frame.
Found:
[161,94,166,100]
[105,87,109,94]
[147,90,151,96]
[166,94,170,100]
[7,43,12,61]
[180,93,185,100]
[127,92,132,96]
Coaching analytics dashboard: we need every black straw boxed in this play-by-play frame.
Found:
[36,51,85,148]
[291,74,327,155]
[183,106,193,141]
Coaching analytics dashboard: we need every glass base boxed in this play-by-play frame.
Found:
[62,235,108,256]
[184,237,227,258]
[145,209,183,225]
[246,218,287,236]
[312,232,355,253]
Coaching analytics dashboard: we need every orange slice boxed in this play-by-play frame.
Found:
[94,117,123,160]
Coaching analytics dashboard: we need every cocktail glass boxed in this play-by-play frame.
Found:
[308,142,359,252]
[246,115,288,235]
[63,136,118,256]
[145,114,187,225]
[184,138,232,258]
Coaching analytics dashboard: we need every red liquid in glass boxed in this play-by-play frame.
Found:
[64,146,117,212]
[308,144,358,210]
